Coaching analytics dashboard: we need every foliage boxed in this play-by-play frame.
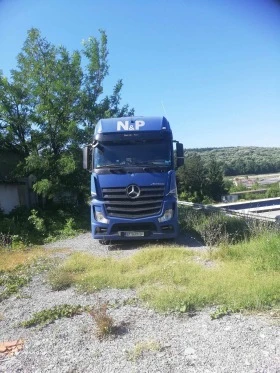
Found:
[266,183,280,198]
[0,28,133,202]
[0,271,31,302]
[225,181,280,202]
[186,147,280,177]
[0,204,89,246]
[210,306,238,320]
[205,156,227,200]
[178,206,249,245]
[177,153,206,202]
[20,304,85,328]
[177,154,226,202]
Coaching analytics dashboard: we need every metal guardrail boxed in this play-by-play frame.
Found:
[177,200,276,223]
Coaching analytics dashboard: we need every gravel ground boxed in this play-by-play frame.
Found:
[0,233,279,373]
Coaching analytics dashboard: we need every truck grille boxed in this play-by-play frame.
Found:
[102,186,165,218]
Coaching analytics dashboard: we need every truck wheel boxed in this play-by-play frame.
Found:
[99,239,109,245]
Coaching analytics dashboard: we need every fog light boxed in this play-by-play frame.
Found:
[158,209,173,222]
[95,211,110,224]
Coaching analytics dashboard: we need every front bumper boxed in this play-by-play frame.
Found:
[91,202,178,241]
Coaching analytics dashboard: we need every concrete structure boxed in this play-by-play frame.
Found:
[215,197,280,220]
[0,150,37,214]
[0,176,38,214]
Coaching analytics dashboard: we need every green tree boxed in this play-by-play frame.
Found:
[0,28,134,202]
[177,154,227,203]
[0,74,32,157]
[205,157,226,201]
[177,153,207,202]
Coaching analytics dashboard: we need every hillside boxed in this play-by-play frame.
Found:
[185,147,280,176]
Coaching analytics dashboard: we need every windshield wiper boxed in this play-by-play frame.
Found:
[96,164,126,173]
[97,164,124,168]
[133,161,168,166]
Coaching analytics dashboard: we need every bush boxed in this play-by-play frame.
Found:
[0,203,90,247]
[179,207,249,246]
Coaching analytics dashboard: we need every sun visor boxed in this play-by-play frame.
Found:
[94,131,171,142]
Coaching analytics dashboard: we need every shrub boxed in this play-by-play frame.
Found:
[48,270,75,291]
[89,302,114,339]
[179,207,249,246]
[0,203,90,247]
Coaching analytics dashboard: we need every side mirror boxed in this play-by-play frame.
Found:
[176,142,184,168]
[83,146,92,171]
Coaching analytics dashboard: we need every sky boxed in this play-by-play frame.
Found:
[0,0,280,148]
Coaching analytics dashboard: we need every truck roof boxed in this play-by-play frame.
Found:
[94,116,171,134]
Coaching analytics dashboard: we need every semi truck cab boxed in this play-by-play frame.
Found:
[83,116,184,241]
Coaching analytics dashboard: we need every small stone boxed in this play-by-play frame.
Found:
[4,341,18,347]
[184,347,196,355]
[0,345,7,353]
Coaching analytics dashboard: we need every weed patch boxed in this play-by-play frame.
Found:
[0,272,31,302]
[210,306,239,320]
[20,304,86,328]
[89,302,114,339]
[0,249,59,301]
[48,269,75,291]
[126,340,162,361]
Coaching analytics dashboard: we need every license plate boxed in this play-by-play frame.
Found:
[124,231,144,237]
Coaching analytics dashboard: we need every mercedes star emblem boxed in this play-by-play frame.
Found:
[127,184,141,199]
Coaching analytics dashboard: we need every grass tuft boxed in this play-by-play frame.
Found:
[127,340,162,361]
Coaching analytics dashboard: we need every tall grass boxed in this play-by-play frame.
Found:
[214,232,280,271]
[178,206,275,246]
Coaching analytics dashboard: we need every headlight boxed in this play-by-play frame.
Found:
[158,209,173,222]
[95,211,110,224]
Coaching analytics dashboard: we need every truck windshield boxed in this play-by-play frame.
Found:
[94,140,172,168]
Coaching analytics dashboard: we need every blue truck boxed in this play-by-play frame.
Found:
[83,116,184,242]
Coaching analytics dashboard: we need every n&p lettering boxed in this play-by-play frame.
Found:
[117,120,145,131]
